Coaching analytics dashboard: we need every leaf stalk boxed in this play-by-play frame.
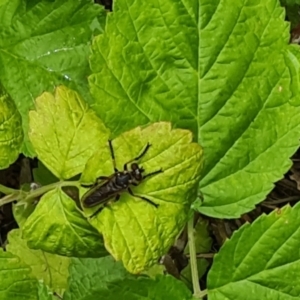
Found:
[0,181,80,207]
[188,214,205,298]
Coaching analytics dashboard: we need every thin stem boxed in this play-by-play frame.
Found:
[0,180,80,207]
[24,181,79,202]
[0,184,19,195]
[0,193,20,205]
[188,215,203,298]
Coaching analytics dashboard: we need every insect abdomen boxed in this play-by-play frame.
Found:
[83,181,121,207]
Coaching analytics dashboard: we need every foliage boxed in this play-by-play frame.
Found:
[0,0,299,299]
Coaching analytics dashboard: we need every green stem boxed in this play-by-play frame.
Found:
[188,214,203,298]
[0,180,80,207]
[24,181,79,202]
[0,184,19,195]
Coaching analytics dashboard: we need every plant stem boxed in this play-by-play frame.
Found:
[0,184,19,195]
[0,180,80,207]
[188,214,203,298]
[24,180,79,202]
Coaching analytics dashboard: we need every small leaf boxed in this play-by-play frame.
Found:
[0,0,106,155]
[64,256,192,300]
[33,161,59,186]
[29,86,110,179]
[0,88,23,168]
[6,229,70,295]
[81,122,203,273]
[208,203,300,299]
[0,248,38,300]
[63,256,133,300]
[23,187,108,257]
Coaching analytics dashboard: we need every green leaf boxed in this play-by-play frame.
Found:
[0,248,38,300]
[23,187,108,257]
[63,256,133,300]
[89,0,300,218]
[64,256,192,300]
[6,229,70,295]
[0,0,105,155]
[208,202,300,299]
[0,87,23,168]
[38,282,56,300]
[88,275,193,300]
[33,161,59,186]
[13,200,36,228]
[29,86,110,179]
[283,2,300,29]
[281,0,300,5]
[81,122,203,273]
[89,0,197,136]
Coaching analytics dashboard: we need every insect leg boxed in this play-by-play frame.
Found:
[88,206,104,218]
[108,140,118,172]
[143,169,163,179]
[123,143,151,170]
[88,194,121,218]
[127,187,159,208]
[81,183,94,188]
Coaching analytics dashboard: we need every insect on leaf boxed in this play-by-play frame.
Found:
[89,0,300,219]
[81,122,203,273]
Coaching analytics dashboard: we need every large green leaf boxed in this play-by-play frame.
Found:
[23,187,108,257]
[89,0,300,218]
[0,248,38,300]
[6,229,70,296]
[64,256,192,300]
[208,202,300,299]
[0,0,105,155]
[81,122,203,273]
[0,86,23,168]
[29,85,110,179]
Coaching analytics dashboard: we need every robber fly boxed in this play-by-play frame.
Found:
[81,140,163,217]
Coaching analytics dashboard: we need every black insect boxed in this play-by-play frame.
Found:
[81,140,163,217]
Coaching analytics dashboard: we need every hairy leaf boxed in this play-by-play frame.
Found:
[0,87,23,168]
[7,229,70,295]
[23,187,108,257]
[29,86,110,179]
[208,203,300,299]
[81,122,203,273]
[0,249,38,300]
[89,0,300,218]
[0,0,105,155]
